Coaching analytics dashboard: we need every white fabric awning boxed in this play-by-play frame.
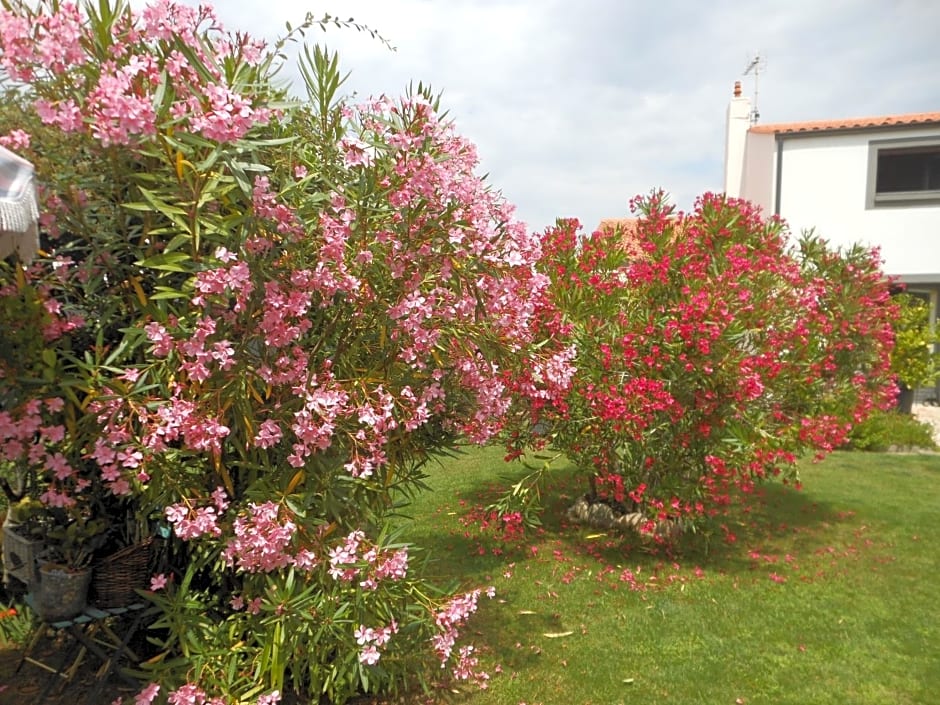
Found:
[0,144,39,261]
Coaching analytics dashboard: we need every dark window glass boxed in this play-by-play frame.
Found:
[876,147,940,193]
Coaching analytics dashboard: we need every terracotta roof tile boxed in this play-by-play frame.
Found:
[749,111,940,135]
[597,218,639,234]
[597,218,644,258]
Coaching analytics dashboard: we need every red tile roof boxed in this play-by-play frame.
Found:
[597,218,639,234]
[749,112,940,135]
[596,218,644,257]
[596,218,653,259]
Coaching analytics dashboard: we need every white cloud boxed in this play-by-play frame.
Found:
[155,0,940,231]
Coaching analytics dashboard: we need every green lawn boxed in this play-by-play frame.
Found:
[400,448,940,705]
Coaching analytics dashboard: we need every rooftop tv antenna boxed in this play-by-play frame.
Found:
[743,53,767,125]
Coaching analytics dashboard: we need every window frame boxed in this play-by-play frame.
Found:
[866,136,940,208]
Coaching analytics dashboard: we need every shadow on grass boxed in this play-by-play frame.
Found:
[402,447,862,582]
[397,449,940,705]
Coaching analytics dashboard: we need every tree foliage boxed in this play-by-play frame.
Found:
[890,292,940,390]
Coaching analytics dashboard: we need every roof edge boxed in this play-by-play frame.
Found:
[749,111,940,136]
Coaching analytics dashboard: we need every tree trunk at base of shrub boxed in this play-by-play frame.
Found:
[566,495,681,540]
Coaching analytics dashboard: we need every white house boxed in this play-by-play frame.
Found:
[724,81,940,322]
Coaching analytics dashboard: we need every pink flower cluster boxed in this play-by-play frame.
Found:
[84,59,159,147]
[151,395,231,454]
[354,621,399,666]
[251,175,300,238]
[128,682,279,705]
[222,501,302,573]
[0,264,87,343]
[164,488,227,541]
[286,374,350,468]
[452,645,487,685]
[38,291,85,341]
[88,389,231,496]
[0,129,30,150]
[193,249,254,311]
[165,683,222,705]
[2,0,272,148]
[146,316,236,384]
[0,398,85,508]
[131,682,160,705]
[0,2,83,82]
[328,531,409,590]
[431,587,494,687]
[190,82,267,143]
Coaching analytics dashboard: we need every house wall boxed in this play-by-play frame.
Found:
[740,132,775,214]
[773,127,940,280]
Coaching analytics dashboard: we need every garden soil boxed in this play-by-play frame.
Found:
[0,637,139,704]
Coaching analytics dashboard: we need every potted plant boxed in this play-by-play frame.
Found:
[35,508,109,621]
[891,293,940,413]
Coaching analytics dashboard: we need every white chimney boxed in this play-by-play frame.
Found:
[723,81,751,198]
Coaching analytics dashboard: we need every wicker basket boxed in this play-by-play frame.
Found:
[91,538,154,608]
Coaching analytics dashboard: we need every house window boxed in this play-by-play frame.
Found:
[868,138,940,207]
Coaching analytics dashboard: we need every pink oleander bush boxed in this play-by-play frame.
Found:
[0,1,547,701]
[503,193,898,538]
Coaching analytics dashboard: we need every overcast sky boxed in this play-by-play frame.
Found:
[194,0,940,233]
